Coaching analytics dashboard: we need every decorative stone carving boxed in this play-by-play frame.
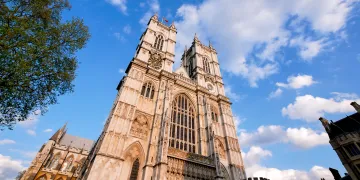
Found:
[148,51,163,70]
[167,147,213,165]
[130,115,149,139]
[167,156,216,180]
[215,138,226,159]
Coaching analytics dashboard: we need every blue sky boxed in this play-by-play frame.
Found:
[1,0,360,179]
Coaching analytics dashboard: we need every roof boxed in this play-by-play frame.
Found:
[174,66,190,78]
[59,134,94,151]
[328,113,360,139]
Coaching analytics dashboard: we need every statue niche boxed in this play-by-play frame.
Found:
[130,115,149,139]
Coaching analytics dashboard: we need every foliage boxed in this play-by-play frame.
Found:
[0,0,90,129]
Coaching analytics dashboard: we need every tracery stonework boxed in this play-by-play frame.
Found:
[130,115,149,139]
[23,14,247,180]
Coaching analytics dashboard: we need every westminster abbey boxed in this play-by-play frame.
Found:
[21,14,247,180]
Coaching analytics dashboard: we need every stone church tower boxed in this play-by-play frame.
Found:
[78,14,246,180]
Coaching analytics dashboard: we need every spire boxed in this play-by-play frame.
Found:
[151,12,158,21]
[170,21,176,30]
[193,33,200,43]
[209,40,213,49]
[49,122,67,142]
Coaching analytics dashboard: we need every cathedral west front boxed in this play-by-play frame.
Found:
[21,14,247,180]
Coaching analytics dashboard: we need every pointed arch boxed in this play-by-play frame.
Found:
[210,105,219,122]
[129,158,140,180]
[47,152,61,170]
[120,141,145,180]
[169,93,197,153]
[36,174,48,180]
[122,141,145,162]
[154,34,164,51]
[61,154,74,172]
[130,114,150,139]
[140,81,155,99]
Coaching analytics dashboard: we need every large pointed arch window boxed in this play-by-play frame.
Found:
[154,35,164,51]
[47,153,60,170]
[129,159,140,180]
[140,82,155,99]
[203,57,210,74]
[60,155,74,172]
[169,94,196,153]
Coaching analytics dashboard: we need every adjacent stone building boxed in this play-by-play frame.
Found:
[319,102,360,180]
[21,124,94,180]
[21,14,247,180]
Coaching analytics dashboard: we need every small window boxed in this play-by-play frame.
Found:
[211,106,219,122]
[140,82,155,99]
[154,35,164,51]
[344,143,360,157]
[203,57,210,74]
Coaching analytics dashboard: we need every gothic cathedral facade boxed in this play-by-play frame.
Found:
[76,14,247,180]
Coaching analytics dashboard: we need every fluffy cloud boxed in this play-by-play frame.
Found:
[224,86,242,102]
[239,125,329,149]
[268,88,283,99]
[26,130,36,136]
[243,147,334,180]
[276,74,317,89]
[18,110,41,129]
[0,139,16,145]
[174,0,356,87]
[286,128,329,149]
[123,25,131,34]
[0,154,26,180]
[139,0,160,27]
[43,129,52,133]
[106,0,127,15]
[282,93,360,122]
[9,149,37,159]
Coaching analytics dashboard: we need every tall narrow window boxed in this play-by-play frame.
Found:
[211,106,219,122]
[203,57,210,74]
[169,94,196,153]
[61,156,74,172]
[188,58,193,77]
[140,82,155,99]
[129,159,140,180]
[154,35,164,51]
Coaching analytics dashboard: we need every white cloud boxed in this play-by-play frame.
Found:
[118,68,125,74]
[331,92,358,101]
[0,139,16,145]
[224,86,242,102]
[9,149,37,159]
[123,25,131,34]
[114,32,125,42]
[243,147,334,180]
[26,130,36,136]
[174,0,356,87]
[276,74,316,89]
[18,110,41,129]
[239,125,287,147]
[106,0,127,15]
[139,0,160,27]
[282,93,360,122]
[286,128,329,149]
[43,129,52,133]
[239,125,329,149]
[290,37,327,60]
[0,154,26,180]
[233,114,246,130]
[268,88,283,99]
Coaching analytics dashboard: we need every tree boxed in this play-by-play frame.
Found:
[15,170,26,180]
[0,0,90,129]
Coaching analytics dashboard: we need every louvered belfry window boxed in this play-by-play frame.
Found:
[169,94,196,153]
[154,35,164,51]
[140,82,155,99]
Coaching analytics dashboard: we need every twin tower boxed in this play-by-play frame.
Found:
[79,14,246,180]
